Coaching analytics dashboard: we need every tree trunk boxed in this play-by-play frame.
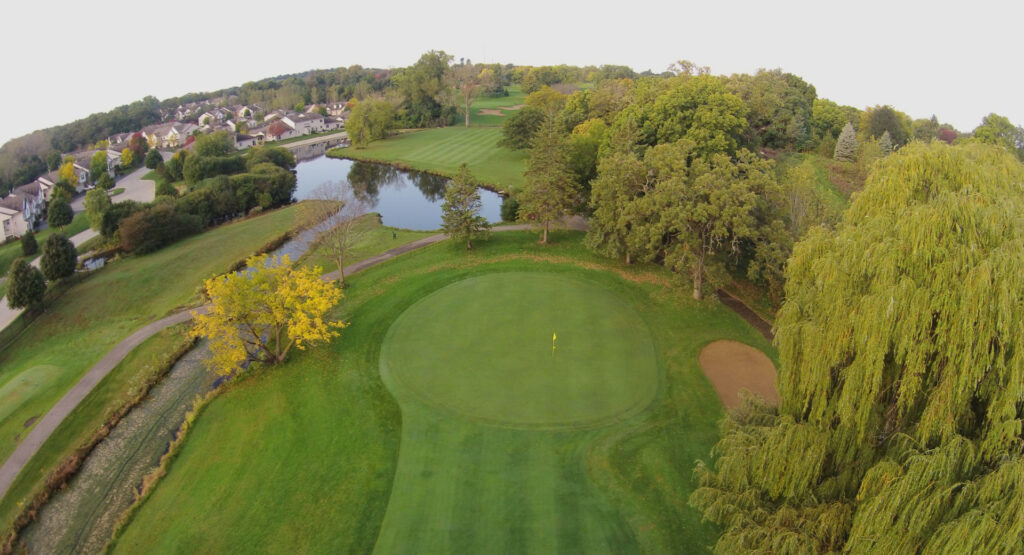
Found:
[542,220,549,244]
[693,258,704,300]
[465,96,471,128]
[337,255,345,287]
[625,252,631,265]
[466,236,473,250]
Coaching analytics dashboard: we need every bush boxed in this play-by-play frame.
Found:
[182,154,246,185]
[246,146,296,171]
[500,195,519,222]
[165,151,187,181]
[101,200,144,238]
[20,231,37,256]
[96,172,114,190]
[155,180,178,197]
[144,149,163,169]
[84,188,111,231]
[40,233,76,281]
[119,204,203,254]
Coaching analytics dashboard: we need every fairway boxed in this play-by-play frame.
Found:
[329,127,527,190]
[382,272,657,428]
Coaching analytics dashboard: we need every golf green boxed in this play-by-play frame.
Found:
[381,272,658,428]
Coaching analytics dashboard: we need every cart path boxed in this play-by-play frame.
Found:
[0,220,769,503]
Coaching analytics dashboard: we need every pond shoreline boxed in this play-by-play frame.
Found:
[325,148,510,197]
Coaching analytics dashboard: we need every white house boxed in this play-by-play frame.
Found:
[165,123,199,148]
[282,112,325,135]
[0,196,31,241]
[324,116,344,131]
[234,133,258,149]
[13,182,48,223]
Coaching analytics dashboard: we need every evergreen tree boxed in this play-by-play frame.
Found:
[834,121,858,161]
[40,233,76,282]
[96,172,114,191]
[517,117,578,244]
[47,198,73,230]
[6,258,45,309]
[441,164,490,250]
[20,230,38,256]
[879,130,893,155]
[690,142,1024,553]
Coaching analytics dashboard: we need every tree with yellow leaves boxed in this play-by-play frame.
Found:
[192,254,346,375]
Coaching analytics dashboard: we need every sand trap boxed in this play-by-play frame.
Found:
[698,340,779,409]
[497,104,525,110]
[478,108,505,116]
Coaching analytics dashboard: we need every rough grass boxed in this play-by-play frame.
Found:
[0,212,89,277]
[330,127,527,191]
[0,323,192,547]
[0,206,302,490]
[111,231,774,553]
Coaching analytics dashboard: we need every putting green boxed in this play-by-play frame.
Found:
[381,272,658,428]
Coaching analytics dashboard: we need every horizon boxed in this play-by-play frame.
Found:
[2,0,1022,147]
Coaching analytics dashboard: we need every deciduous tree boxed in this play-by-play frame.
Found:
[40,233,76,281]
[441,164,490,249]
[121,148,134,169]
[192,254,345,374]
[691,142,1024,553]
[90,151,108,183]
[96,172,114,190]
[84,188,111,231]
[299,182,371,286]
[144,148,163,169]
[445,62,493,127]
[6,258,45,309]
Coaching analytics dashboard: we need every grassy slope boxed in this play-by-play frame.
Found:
[0,212,89,277]
[331,127,527,191]
[0,206,301,474]
[112,232,773,553]
[0,324,192,536]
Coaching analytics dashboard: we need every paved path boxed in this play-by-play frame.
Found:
[0,167,158,333]
[278,131,348,150]
[0,218,770,504]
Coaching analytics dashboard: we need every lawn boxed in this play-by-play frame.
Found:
[0,205,303,509]
[0,212,89,277]
[330,127,528,191]
[111,231,774,553]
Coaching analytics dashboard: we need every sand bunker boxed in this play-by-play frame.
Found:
[698,340,779,409]
[497,104,525,110]
[478,109,505,116]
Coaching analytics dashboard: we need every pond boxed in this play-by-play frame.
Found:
[293,155,503,231]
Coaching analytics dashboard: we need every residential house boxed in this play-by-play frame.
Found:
[235,105,254,119]
[141,123,173,149]
[326,102,347,117]
[165,122,199,148]
[282,112,325,135]
[263,109,287,123]
[0,204,29,241]
[324,116,344,131]
[13,181,49,223]
[108,132,132,148]
[263,120,299,141]
[234,133,258,149]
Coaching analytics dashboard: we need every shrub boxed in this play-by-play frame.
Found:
[101,200,144,238]
[246,146,296,171]
[182,154,246,185]
[155,180,178,197]
[96,172,114,190]
[144,148,163,169]
[500,195,519,222]
[20,231,37,256]
[119,204,203,254]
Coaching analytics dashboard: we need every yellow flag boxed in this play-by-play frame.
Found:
[553,332,557,342]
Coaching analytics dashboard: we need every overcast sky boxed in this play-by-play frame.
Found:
[1,0,1021,147]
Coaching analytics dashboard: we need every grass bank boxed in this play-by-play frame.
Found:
[330,127,527,192]
[0,205,303,532]
[0,213,89,278]
[112,231,773,553]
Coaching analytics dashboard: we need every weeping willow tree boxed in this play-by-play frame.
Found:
[691,142,1024,553]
